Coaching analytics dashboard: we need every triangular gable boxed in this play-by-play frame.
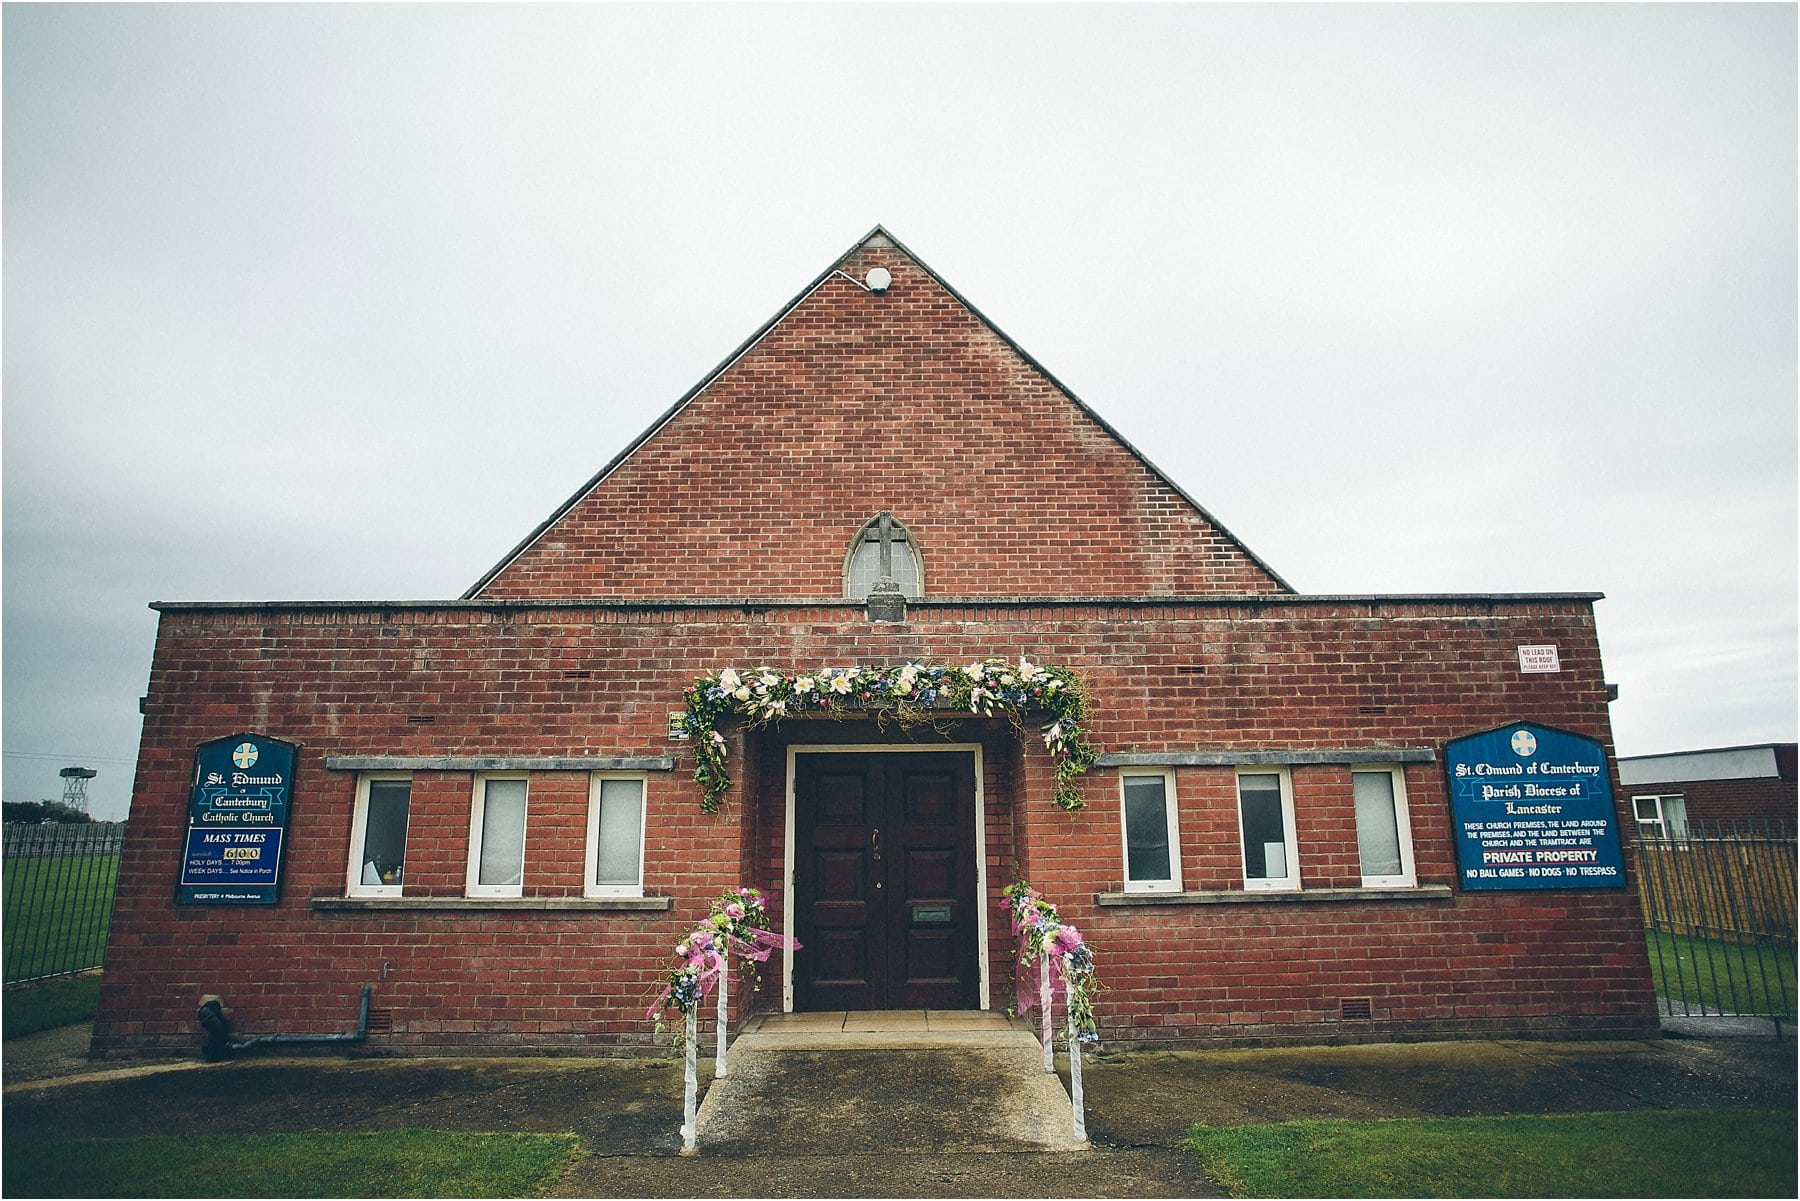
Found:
[467,226,1291,600]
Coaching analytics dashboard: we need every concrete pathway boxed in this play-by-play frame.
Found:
[2,1022,100,1087]
[545,1010,1220,1196]
[694,1010,1087,1154]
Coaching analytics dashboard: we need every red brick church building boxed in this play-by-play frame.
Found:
[95,228,1659,1056]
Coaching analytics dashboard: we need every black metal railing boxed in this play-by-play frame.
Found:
[1633,819,1795,1033]
[2,822,127,985]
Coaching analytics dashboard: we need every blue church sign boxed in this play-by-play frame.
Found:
[1444,723,1625,891]
[176,733,296,905]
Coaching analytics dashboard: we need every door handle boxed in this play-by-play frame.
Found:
[871,827,881,861]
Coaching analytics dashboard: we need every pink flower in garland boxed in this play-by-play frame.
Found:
[1053,925,1085,955]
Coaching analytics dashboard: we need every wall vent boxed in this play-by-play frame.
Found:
[1358,705,1389,716]
[563,670,592,680]
[1339,996,1374,1021]
[365,1008,394,1033]
[405,714,435,725]
[1176,665,1207,675]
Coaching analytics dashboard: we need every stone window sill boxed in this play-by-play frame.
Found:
[1096,885,1454,907]
[311,895,673,913]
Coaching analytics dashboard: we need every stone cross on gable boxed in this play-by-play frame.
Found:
[866,510,906,623]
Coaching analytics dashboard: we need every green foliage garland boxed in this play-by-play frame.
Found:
[673,657,1099,814]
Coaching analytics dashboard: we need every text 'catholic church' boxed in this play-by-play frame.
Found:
[96,229,1659,1056]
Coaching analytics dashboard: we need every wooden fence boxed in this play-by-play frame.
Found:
[1634,819,1795,1027]
[1635,820,1795,947]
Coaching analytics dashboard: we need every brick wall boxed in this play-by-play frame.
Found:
[473,241,1285,601]
[97,595,1658,1056]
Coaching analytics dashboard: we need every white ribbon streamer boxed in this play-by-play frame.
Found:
[681,1007,698,1155]
[715,958,729,1078]
[1067,1004,1087,1143]
[1039,954,1054,1073]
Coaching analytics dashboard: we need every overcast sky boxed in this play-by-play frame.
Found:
[5,3,1794,821]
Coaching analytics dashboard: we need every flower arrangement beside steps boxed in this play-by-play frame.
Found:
[1005,880,1100,1044]
[671,657,1099,813]
[647,887,789,1038]
[648,886,800,1155]
[1005,880,1098,1143]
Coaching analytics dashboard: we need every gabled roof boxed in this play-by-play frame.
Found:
[466,225,1292,600]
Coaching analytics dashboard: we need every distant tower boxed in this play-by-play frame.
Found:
[59,767,97,815]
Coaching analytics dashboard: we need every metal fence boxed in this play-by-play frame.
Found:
[1633,819,1796,1030]
[2,821,127,985]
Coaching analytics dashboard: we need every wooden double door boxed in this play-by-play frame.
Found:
[793,751,980,1011]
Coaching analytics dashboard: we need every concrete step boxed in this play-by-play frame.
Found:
[694,1014,1087,1154]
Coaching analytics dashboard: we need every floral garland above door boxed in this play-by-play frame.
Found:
[670,657,1099,813]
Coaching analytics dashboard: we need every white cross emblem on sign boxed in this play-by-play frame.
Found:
[232,743,259,770]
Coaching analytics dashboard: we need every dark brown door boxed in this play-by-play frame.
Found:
[793,751,979,1010]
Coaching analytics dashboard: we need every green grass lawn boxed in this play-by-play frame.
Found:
[2,851,120,983]
[1,1131,583,1199]
[1645,928,1797,1020]
[3,972,102,1038]
[1187,1108,1796,1199]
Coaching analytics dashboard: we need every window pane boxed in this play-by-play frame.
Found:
[361,780,410,886]
[889,541,918,597]
[1239,774,1286,879]
[1123,776,1172,882]
[1353,771,1403,878]
[594,778,644,887]
[478,780,527,886]
[1663,797,1689,840]
[848,539,882,598]
[1633,797,1660,822]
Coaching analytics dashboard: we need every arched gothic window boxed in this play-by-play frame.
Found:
[844,512,923,600]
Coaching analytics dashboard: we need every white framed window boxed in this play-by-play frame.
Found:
[1236,769,1299,890]
[1352,766,1416,888]
[1119,769,1181,892]
[467,774,529,897]
[1633,794,1689,841]
[347,774,411,897]
[585,774,647,898]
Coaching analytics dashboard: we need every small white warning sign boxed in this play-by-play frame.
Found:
[1517,644,1561,674]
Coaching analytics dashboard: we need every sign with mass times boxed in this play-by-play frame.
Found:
[1443,723,1625,891]
[176,733,297,905]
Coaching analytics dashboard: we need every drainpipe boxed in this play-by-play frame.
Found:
[195,985,374,1059]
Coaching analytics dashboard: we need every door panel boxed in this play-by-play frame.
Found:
[800,769,879,1008]
[794,752,978,1011]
